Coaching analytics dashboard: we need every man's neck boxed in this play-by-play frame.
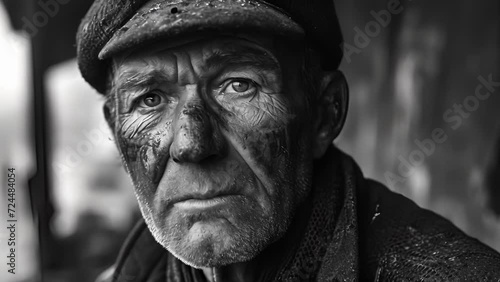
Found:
[201,192,315,282]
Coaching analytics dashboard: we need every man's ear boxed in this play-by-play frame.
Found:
[312,70,349,159]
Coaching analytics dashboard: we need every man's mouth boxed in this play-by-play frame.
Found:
[174,195,240,210]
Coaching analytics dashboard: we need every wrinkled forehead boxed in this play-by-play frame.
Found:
[111,34,281,75]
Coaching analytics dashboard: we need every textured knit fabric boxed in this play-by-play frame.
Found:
[99,147,500,281]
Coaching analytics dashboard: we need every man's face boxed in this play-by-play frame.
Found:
[108,34,314,267]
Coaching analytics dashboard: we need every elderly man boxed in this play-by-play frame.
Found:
[76,0,500,281]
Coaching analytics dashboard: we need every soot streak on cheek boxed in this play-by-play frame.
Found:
[246,129,289,176]
[117,112,173,185]
[216,95,293,176]
[143,124,172,184]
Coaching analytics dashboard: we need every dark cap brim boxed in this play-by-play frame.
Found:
[98,0,305,60]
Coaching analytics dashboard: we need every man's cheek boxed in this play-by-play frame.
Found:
[116,112,174,186]
[221,96,294,174]
[248,129,287,162]
[221,94,293,128]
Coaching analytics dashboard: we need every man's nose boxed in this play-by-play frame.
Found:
[170,98,224,164]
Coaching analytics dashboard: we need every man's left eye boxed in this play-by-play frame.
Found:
[224,79,257,95]
[138,92,163,108]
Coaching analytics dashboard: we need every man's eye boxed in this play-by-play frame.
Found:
[231,81,250,92]
[139,93,163,108]
[224,79,257,95]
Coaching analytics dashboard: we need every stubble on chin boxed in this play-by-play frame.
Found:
[142,192,292,268]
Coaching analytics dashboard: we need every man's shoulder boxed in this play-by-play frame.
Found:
[356,179,500,280]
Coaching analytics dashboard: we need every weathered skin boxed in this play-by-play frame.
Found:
[106,34,317,275]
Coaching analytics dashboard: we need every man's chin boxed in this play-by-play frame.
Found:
[146,198,291,268]
[164,221,263,268]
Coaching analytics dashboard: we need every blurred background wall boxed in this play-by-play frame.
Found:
[0,0,499,281]
[335,0,500,251]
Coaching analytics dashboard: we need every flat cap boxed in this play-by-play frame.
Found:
[77,0,344,94]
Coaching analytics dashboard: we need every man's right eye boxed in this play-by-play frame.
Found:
[137,92,164,108]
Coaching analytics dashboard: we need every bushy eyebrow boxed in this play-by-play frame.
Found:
[204,46,281,73]
[114,68,165,91]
